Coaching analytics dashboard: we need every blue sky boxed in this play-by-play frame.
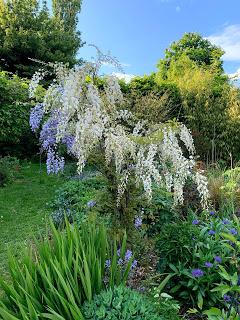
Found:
[77,0,240,80]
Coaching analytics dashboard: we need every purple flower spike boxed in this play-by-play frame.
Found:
[131,260,138,270]
[105,259,111,268]
[209,211,215,216]
[205,262,213,268]
[208,230,215,235]
[192,219,199,225]
[230,228,238,236]
[125,249,132,261]
[191,269,204,278]
[117,258,124,266]
[214,256,222,263]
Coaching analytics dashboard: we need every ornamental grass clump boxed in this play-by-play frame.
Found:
[0,220,133,319]
[29,48,209,226]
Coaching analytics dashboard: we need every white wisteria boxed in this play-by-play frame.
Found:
[29,51,209,208]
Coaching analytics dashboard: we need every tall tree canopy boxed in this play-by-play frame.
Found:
[157,32,225,80]
[0,0,84,78]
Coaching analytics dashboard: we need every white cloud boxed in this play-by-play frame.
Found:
[228,68,240,80]
[207,25,240,61]
[112,72,136,83]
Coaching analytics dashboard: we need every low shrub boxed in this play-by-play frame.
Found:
[82,285,162,319]
[0,220,134,319]
[50,174,109,227]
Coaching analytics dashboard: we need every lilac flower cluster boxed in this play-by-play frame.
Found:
[29,103,44,132]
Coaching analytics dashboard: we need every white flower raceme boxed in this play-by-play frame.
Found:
[29,51,209,208]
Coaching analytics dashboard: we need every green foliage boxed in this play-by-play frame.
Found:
[155,220,198,272]
[0,156,20,186]
[82,285,162,320]
[50,174,110,227]
[142,185,177,236]
[0,0,84,78]
[157,32,224,79]
[150,290,181,320]
[0,220,133,319]
[0,71,38,157]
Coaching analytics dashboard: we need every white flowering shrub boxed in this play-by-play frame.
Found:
[29,49,209,220]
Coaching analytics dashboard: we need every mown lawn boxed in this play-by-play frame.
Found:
[0,163,64,275]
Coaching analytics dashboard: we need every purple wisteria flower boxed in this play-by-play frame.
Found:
[62,135,75,154]
[222,219,229,225]
[46,148,64,174]
[230,228,238,235]
[204,262,213,268]
[208,230,216,235]
[29,103,44,132]
[214,256,222,263]
[191,269,204,278]
[209,211,215,216]
[223,294,231,302]
[40,117,58,150]
[134,216,142,228]
[192,219,200,225]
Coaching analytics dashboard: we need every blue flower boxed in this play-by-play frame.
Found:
[134,216,142,228]
[230,228,238,235]
[87,200,96,208]
[208,230,216,235]
[204,262,213,268]
[191,269,204,278]
[222,219,229,225]
[209,211,215,216]
[223,294,231,302]
[214,256,222,263]
[192,219,199,225]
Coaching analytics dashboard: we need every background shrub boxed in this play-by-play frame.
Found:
[0,71,38,158]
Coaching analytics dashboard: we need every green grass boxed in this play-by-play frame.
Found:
[0,162,64,275]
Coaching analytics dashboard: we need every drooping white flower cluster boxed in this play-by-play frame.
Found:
[29,51,209,208]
